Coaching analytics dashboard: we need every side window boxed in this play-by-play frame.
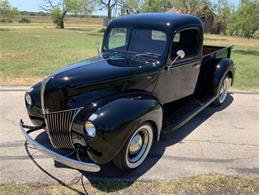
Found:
[173,32,180,43]
[170,29,200,60]
[108,28,127,50]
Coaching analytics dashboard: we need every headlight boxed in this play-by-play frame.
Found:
[25,92,32,108]
[85,121,96,137]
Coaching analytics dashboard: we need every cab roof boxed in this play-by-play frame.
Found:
[108,13,203,34]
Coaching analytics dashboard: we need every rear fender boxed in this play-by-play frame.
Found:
[212,58,235,95]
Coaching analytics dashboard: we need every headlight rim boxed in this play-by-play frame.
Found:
[25,92,32,108]
[84,120,96,138]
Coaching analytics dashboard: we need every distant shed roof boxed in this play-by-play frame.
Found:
[166,5,217,16]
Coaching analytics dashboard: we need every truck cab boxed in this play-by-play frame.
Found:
[20,13,236,172]
[103,14,203,101]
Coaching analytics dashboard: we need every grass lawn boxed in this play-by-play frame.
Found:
[0,174,258,195]
[0,17,258,89]
[204,34,258,90]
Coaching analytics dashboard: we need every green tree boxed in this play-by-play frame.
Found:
[173,0,210,14]
[122,0,142,14]
[214,0,234,34]
[41,0,94,29]
[141,0,172,12]
[0,0,18,23]
[76,0,94,16]
[229,0,258,38]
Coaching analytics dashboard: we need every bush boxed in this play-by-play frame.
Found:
[0,18,14,23]
[51,8,64,28]
[0,0,18,23]
[252,31,259,39]
[0,18,7,23]
[18,17,30,23]
[98,28,106,33]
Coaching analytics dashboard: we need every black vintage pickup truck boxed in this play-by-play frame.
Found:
[20,13,236,172]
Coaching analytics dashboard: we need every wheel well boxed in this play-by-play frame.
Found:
[146,120,160,141]
[226,71,233,85]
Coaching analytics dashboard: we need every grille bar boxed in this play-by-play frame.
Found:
[44,108,82,149]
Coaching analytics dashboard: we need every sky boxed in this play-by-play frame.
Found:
[9,0,240,15]
[9,0,106,15]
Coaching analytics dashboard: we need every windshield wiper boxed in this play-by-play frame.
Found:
[134,52,161,58]
[104,50,135,57]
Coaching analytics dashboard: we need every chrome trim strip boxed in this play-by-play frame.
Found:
[68,108,83,147]
[44,107,84,114]
[41,75,52,114]
[40,75,55,146]
[19,121,101,172]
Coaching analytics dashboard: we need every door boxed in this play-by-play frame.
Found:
[154,28,202,104]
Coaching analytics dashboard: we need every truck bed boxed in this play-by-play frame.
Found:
[194,44,234,98]
[202,45,233,59]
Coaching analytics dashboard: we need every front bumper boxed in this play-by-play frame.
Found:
[19,120,101,172]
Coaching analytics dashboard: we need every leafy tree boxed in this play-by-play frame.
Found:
[172,0,210,14]
[229,0,258,38]
[122,0,142,14]
[141,0,172,12]
[214,0,234,34]
[41,0,94,28]
[0,0,18,23]
[50,7,63,28]
[76,0,94,16]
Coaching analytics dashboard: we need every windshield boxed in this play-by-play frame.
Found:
[104,27,167,57]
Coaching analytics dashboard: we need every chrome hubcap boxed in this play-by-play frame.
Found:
[219,78,230,104]
[128,130,148,163]
[129,134,143,154]
[126,125,152,167]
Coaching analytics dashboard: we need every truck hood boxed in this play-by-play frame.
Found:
[41,56,159,112]
[49,56,158,86]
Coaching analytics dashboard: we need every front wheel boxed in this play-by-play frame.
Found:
[113,123,154,171]
[212,76,231,106]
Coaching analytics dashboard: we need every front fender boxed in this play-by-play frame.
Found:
[84,93,162,164]
[212,58,235,95]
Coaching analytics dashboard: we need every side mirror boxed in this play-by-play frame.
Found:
[166,50,186,70]
[177,50,185,59]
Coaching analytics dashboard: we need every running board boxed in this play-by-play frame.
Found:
[163,95,217,133]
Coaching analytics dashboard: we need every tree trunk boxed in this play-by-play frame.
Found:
[60,18,64,28]
[57,9,68,29]
[56,18,64,29]
[107,8,112,23]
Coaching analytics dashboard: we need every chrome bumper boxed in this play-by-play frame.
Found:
[19,120,101,172]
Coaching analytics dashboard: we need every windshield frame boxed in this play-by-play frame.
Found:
[102,26,169,63]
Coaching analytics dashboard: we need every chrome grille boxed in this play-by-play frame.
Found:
[44,108,82,149]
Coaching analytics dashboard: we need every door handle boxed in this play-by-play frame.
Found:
[192,64,201,69]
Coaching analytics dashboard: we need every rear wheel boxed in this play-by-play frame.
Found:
[113,123,154,171]
[212,76,231,106]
